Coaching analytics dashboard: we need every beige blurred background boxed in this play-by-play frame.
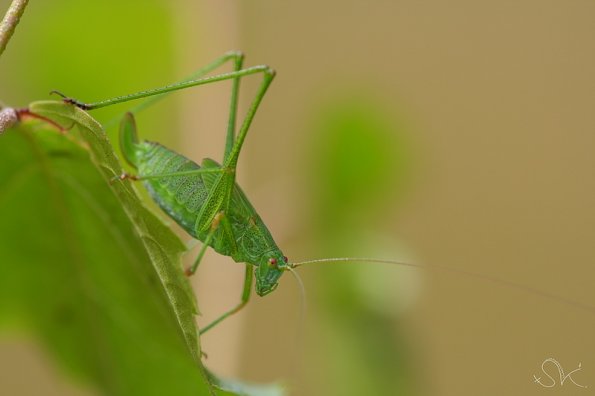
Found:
[1,0,594,395]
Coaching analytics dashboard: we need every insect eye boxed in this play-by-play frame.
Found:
[283,256,288,263]
[269,258,277,266]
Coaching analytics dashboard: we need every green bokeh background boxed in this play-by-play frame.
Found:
[1,1,595,395]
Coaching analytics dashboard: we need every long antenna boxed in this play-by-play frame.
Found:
[287,266,307,328]
[290,257,595,315]
[285,266,307,380]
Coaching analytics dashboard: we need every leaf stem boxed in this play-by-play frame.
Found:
[0,0,29,59]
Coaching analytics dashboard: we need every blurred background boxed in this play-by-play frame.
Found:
[1,0,594,395]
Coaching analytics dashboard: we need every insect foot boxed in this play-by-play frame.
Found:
[121,172,139,181]
[0,107,17,133]
[109,172,138,185]
[49,90,91,110]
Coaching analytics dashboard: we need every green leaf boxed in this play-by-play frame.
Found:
[0,102,212,395]
[30,100,202,363]
[207,369,286,396]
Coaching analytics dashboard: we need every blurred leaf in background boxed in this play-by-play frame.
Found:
[311,95,409,228]
[0,0,178,147]
[0,118,214,395]
[304,94,421,395]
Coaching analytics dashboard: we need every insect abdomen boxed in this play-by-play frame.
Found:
[136,142,208,238]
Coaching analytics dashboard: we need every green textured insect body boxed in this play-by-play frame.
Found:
[51,51,289,333]
[124,128,287,296]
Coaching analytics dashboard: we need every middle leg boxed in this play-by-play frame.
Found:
[199,263,253,334]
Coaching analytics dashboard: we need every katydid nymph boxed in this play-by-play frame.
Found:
[48,51,295,334]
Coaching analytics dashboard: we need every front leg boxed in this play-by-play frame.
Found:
[111,167,225,184]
